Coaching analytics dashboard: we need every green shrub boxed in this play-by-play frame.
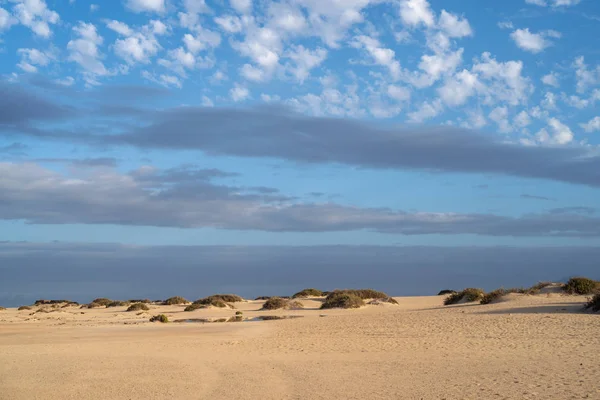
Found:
[149,314,169,323]
[18,305,32,311]
[326,289,391,300]
[564,277,599,295]
[127,303,150,312]
[292,288,324,298]
[34,299,73,305]
[584,293,600,312]
[184,303,206,312]
[255,296,271,300]
[444,288,485,305]
[437,290,457,295]
[90,298,112,307]
[480,289,508,304]
[163,296,190,305]
[192,295,241,308]
[320,292,364,309]
[235,311,243,315]
[106,301,129,308]
[128,299,152,304]
[262,297,289,310]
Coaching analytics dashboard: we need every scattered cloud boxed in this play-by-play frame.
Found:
[510,28,560,53]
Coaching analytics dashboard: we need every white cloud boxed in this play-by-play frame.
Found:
[67,22,108,84]
[387,85,411,102]
[541,92,557,110]
[240,63,267,82]
[12,0,59,38]
[536,118,573,145]
[489,106,512,133]
[201,95,214,107]
[141,70,182,88]
[352,35,401,80]
[408,99,443,123]
[510,28,557,53]
[107,19,167,65]
[285,45,327,83]
[541,72,559,88]
[573,56,600,94]
[399,0,435,28]
[497,21,513,30]
[125,0,165,13]
[472,52,533,106]
[514,110,531,128]
[214,15,243,33]
[438,10,472,38]
[230,0,252,14]
[563,94,589,109]
[17,47,55,72]
[0,7,16,31]
[438,69,479,106]
[90,4,99,12]
[525,0,581,7]
[54,76,75,86]
[230,84,250,102]
[580,117,600,133]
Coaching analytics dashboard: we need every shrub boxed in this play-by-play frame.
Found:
[320,292,364,309]
[149,314,169,323]
[292,288,324,298]
[255,296,271,300]
[437,290,457,296]
[106,301,129,308]
[163,296,190,305]
[262,297,289,310]
[480,289,508,305]
[326,289,391,300]
[584,293,600,312]
[192,295,241,308]
[526,281,553,294]
[127,303,150,312]
[0,306,6,311]
[368,297,399,305]
[444,288,485,305]
[128,299,151,304]
[18,306,32,311]
[90,298,112,307]
[184,303,206,312]
[564,277,599,295]
[235,311,243,316]
[34,299,73,305]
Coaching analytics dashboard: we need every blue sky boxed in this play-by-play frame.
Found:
[1,0,600,249]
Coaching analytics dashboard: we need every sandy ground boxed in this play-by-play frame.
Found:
[0,293,599,400]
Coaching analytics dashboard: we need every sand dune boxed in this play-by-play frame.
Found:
[0,294,598,399]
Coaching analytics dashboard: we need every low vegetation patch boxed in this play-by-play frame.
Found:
[262,297,289,310]
[184,303,207,312]
[163,296,190,305]
[292,288,324,298]
[149,314,169,323]
[321,292,364,309]
[90,298,113,307]
[444,288,485,305]
[563,277,599,295]
[128,299,152,304]
[0,306,6,311]
[525,281,553,294]
[368,297,399,305]
[437,290,457,296]
[327,289,391,300]
[127,303,150,312]
[480,289,508,305]
[34,299,75,305]
[106,301,129,308]
[584,293,600,312]
[18,306,32,311]
[192,294,241,308]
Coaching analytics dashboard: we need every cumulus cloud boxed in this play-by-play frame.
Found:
[12,0,59,38]
[525,0,581,7]
[106,19,167,65]
[125,0,165,13]
[67,22,109,84]
[510,28,559,53]
[580,117,600,133]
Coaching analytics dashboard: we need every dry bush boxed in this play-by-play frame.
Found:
[149,314,169,323]
[184,303,207,312]
[106,301,129,308]
[320,292,364,309]
[584,293,600,312]
[262,297,289,310]
[18,306,32,311]
[564,277,599,295]
[127,303,150,312]
[444,288,485,305]
[128,299,152,304]
[292,288,324,298]
[163,296,190,305]
[0,306,6,311]
[437,290,457,295]
[327,289,391,300]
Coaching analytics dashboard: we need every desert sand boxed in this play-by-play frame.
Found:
[0,293,598,400]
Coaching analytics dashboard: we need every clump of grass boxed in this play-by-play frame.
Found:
[255,296,271,300]
[192,294,241,308]
[149,314,169,323]
[163,296,190,305]
[127,303,150,312]
[34,299,74,305]
[106,301,129,308]
[525,281,553,294]
[262,297,289,310]
[368,297,399,305]
[444,288,485,305]
[18,306,32,311]
[0,306,6,311]
[480,289,508,305]
[128,299,151,304]
[584,293,600,312]
[437,290,457,296]
[89,298,113,307]
[564,277,599,295]
[320,292,365,309]
[327,289,391,300]
[184,303,206,311]
[235,311,243,316]
[292,288,324,298]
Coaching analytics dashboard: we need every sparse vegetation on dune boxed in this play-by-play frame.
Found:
[162,296,190,305]
[437,290,457,295]
[106,301,129,308]
[444,288,485,305]
[149,314,169,323]
[18,306,32,311]
[0,306,6,311]
[88,298,113,308]
[191,294,242,308]
[563,277,599,295]
[292,288,324,298]
[261,297,304,310]
[184,303,207,312]
[327,289,392,300]
[34,299,77,306]
[526,281,554,294]
[255,296,271,300]
[480,289,509,305]
[128,299,152,304]
[127,303,150,312]
[368,297,399,305]
[584,293,600,312]
[321,292,364,309]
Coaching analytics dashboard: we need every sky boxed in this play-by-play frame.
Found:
[1,0,600,303]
